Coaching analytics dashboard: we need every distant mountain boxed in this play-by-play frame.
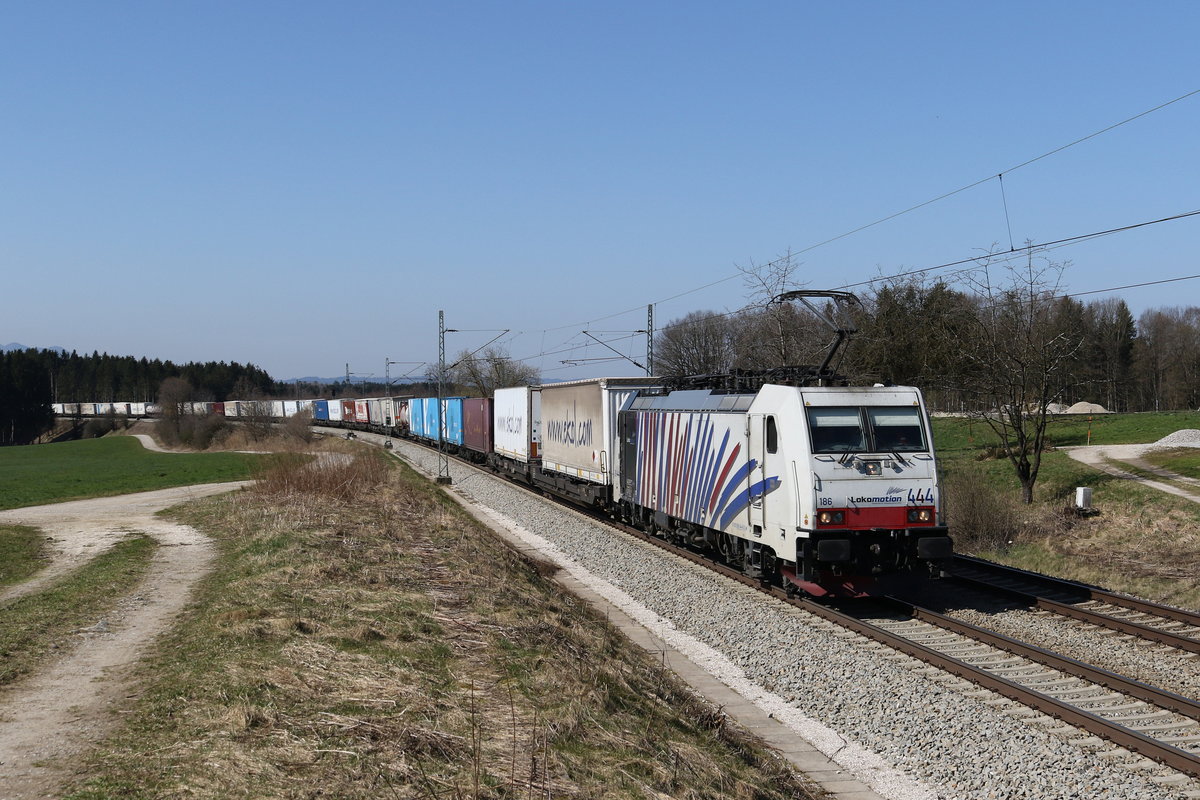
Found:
[3,342,66,354]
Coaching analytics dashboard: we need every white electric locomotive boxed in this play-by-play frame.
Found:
[616,382,951,597]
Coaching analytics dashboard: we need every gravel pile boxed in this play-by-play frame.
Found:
[1153,429,1200,448]
[391,438,1199,800]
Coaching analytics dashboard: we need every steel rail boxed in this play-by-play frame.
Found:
[609,524,1200,777]
[944,574,1200,655]
[806,597,1200,779]
[896,599,1200,721]
[951,553,1200,628]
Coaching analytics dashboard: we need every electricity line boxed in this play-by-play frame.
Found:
[504,205,1200,369]
[834,208,1200,292]
[1064,273,1200,300]
[532,88,1200,338]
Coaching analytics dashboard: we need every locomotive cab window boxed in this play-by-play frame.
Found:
[766,415,778,453]
[867,407,926,452]
[807,405,927,454]
[806,407,866,453]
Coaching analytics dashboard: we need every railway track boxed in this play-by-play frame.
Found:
[947,554,1200,652]
[613,524,1200,780]
[362,427,1200,787]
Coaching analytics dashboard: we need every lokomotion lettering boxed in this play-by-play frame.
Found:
[544,401,594,447]
[848,494,904,504]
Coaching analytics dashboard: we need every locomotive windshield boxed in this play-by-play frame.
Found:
[807,406,926,453]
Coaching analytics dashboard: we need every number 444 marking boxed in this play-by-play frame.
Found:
[908,487,934,503]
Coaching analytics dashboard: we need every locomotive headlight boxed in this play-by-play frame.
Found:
[817,510,845,525]
[907,508,933,523]
[861,461,882,476]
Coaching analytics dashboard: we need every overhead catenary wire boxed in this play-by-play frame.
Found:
[501,205,1200,370]
[443,90,1200,374]
[525,88,1200,341]
[834,208,1200,292]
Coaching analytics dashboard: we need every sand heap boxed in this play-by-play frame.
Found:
[1065,401,1109,414]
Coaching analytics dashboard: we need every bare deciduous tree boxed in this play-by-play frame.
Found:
[952,248,1083,504]
[241,399,275,441]
[654,310,736,378]
[736,249,808,368]
[157,377,192,421]
[449,346,539,396]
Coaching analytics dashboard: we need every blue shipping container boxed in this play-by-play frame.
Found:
[423,398,440,441]
[442,397,464,446]
[312,400,329,421]
[410,398,429,439]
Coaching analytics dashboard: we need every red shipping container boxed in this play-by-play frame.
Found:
[463,397,493,455]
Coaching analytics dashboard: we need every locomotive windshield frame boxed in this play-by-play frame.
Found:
[805,405,927,454]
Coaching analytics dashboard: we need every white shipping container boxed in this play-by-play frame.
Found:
[493,386,541,463]
[539,378,657,485]
[130,402,147,416]
[283,400,299,417]
[366,398,385,426]
[269,401,285,418]
[224,402,239,417]
[328,400,343,422]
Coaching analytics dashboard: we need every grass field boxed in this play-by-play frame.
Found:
[0,436,269,510]
[932,412,1200,608]
[62,450,818,800]
[0,525,45,588]
[1143,447,1200,479]
[932,410,1200,454]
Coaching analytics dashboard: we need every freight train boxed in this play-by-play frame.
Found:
[53,378,952,598]
[52,293,952,597]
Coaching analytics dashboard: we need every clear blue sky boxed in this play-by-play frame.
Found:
[4,1,1198,383]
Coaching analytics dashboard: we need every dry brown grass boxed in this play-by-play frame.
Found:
[953,472,1200,609]
[251,447,389,504]
[1018,503,1200,609]
[64,449,819,800]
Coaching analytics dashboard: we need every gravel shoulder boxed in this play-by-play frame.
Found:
[376,430,1195,800]
[0,482,248,799]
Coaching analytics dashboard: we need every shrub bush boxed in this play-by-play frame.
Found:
[158,413,229,449]
[942,464,1023,552]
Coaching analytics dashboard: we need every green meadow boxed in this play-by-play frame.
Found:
[0,436,267,511]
